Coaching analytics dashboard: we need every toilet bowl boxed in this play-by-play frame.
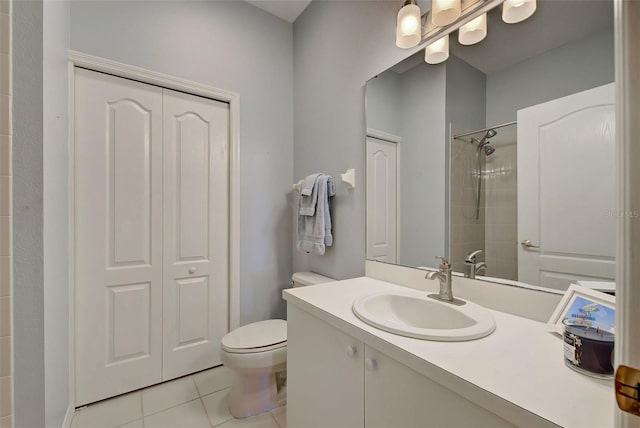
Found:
[220,271,335,418]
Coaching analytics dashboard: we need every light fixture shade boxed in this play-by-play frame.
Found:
[396,1,422,49]
[502,0,536,24]
[431,0,461,27]
[425,35,449,64]
[458,13,487,45]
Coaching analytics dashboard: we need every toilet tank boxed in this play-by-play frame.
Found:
[291,271,335,288]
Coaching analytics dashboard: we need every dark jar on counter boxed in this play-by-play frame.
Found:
[563,321,614,379]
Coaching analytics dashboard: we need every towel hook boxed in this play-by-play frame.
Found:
[340,168,356,189]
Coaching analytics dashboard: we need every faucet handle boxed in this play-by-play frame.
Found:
[465,249,483,263]
[434,256,451,269]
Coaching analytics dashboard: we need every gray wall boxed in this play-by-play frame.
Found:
[12,1,45,426]
[366,71,401,137]
[446,55,486,135]
[398,63,446,267]
[486,27,614,125]
[293,0,422,279]
[71,0,294,323]
[43,0,70,425]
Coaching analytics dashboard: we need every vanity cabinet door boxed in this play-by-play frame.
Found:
[364,346,515,428]
[287,305,365,428]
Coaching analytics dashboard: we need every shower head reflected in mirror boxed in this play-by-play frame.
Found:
[478,128,497,147]
[470,129,497,156]
[470,129,498,219]
[483,145,496,156]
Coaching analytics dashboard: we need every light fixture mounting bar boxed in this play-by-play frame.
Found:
[418,0,504,47]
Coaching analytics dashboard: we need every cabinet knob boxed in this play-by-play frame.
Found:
[346,346,358,358]
[365,358,377,371]
[189,267,196,274]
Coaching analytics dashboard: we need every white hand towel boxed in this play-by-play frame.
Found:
[297,174,335,255]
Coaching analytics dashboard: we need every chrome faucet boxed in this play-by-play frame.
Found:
[425,256,465,306]
[464,249,487,279]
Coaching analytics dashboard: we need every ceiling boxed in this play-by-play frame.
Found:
[391,0,613,75]
[245,0,312,23]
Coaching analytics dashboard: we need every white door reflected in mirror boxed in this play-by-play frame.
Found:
[518,83,616,290]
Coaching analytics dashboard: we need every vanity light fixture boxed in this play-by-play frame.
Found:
[396,0,422,48]
[458,13,487,45]
[396,0,536,65]
[425,34,449,64]
[431,0,462,27]
[502,0,536,24]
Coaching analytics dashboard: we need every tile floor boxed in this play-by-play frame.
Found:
[71,366,286,428]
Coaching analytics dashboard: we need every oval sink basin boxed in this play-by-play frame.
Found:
[352,290,496,341]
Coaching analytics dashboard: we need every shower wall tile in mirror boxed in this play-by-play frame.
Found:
[484,128,517,281]
[449,130,486,276]
[450,124,517,280]
[365,0,615,292]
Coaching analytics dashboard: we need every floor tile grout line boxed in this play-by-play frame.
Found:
[270,412,281,428]
[201,387,237,428]
[197,394,215,428]
[192,374,204,398]
[143,396,202,419]
[73,367,232,428]
[271,407,286,428]
[141,376,201,417]
[73,391,143,428]
[130,384,230,423]
[141,390,145,428]
[139,388,144,424]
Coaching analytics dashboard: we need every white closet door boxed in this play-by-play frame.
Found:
[162,89,230,380]
[75,68,164,405]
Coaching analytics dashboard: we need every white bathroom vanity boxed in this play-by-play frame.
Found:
[283,269,614,428]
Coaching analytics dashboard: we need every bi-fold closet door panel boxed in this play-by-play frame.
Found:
[75,68,164,405]
[162,89,229,380]
[75,68,230,405]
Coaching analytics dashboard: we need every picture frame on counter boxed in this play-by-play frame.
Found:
[547,284,616,335]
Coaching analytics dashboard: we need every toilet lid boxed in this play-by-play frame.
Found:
[222,319,287,352]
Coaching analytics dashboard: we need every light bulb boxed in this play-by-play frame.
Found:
[396,1,422,48]
[431,0,461,27]
[502,0,536,24]
[400,14,420,36]
[458,13,487,45]
[425,34,449,64]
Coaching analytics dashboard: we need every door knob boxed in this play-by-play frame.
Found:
[189,267,196,274]
[521,239,540,249]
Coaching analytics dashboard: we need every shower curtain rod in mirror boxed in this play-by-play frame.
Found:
[453,120,517,140]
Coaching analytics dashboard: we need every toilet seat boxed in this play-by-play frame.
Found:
[222,341,286,354]
[222,319,287,354]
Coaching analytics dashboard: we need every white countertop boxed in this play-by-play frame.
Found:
[283,277,615,428]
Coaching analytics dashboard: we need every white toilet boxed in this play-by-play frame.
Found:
[220,271,335,419]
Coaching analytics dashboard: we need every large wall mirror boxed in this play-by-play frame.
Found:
[365,0,615,292]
